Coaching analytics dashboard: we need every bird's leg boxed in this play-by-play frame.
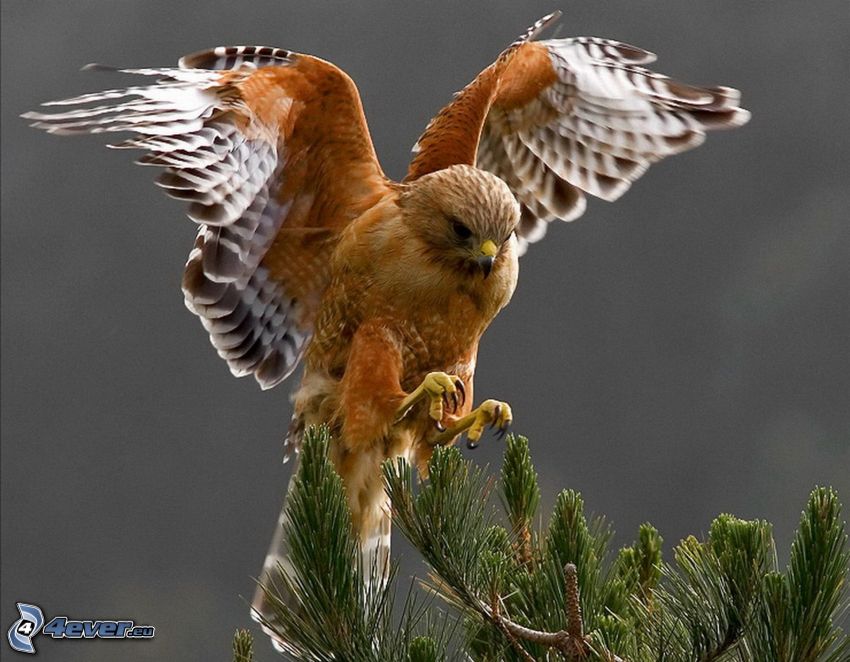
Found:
[433,399,512,449]
[394,371,466,425]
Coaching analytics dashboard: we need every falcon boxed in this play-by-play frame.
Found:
[24,11,749,652]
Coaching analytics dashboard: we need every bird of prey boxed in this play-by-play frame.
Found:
[25,11,749,652]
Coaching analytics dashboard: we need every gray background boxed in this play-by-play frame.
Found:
[2,1,849,660]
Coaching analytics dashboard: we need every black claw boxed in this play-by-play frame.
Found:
[455,380,466,406]
[435,420,445,432]
[450,391,459,412]
[495,426,508,441]
[466,436,479,450]
[442,393,450,410]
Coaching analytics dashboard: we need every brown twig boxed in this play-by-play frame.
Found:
[484,605,572,650]
[491,591,535,662]
[474,563,627,661]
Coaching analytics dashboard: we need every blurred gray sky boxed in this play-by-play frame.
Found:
[2,1,849,660]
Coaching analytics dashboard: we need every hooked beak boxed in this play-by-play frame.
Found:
[477,239,498,278]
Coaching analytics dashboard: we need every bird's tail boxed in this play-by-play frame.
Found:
[360,495,393,592]
[250,460,392,653]
[250,470,298,654]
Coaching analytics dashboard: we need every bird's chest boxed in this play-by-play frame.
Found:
[393,288,496,389]
[310,251,513,384]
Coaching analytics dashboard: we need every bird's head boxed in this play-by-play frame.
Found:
[399,164,521,277]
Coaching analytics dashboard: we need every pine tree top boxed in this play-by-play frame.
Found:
[241,427,849,661]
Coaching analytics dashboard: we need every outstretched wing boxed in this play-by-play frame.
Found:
[406,13,750,254]
[25,47,391,389]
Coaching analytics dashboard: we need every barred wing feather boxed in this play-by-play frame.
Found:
[25,48,390,389]
[406,14,750,254]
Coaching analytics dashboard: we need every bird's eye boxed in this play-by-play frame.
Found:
[450,217,472,240]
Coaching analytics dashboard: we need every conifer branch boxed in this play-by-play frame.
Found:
[245,427,847,661]
[471,563,631,661]
[500,435,540,566]
[232,628,254,662]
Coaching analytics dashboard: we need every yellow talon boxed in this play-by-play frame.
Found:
[395,371,465,423]
[431,398,512,448]
[466,399,512,448]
